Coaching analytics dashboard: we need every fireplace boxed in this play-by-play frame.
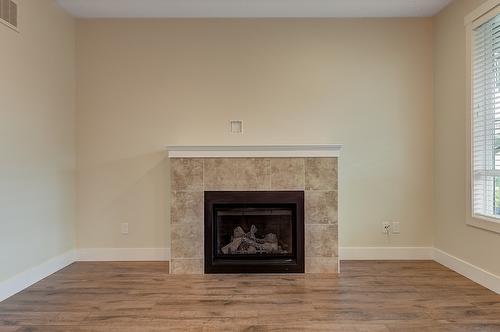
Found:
[204,191,305,273]
[168,149,340,274]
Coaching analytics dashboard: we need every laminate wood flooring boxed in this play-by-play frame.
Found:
[0,261,499,331]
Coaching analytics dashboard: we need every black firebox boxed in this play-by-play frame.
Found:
[204,191,304,273]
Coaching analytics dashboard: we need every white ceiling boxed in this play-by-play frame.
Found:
[56,0,453,18]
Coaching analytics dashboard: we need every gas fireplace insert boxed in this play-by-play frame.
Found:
[204,191,304,273]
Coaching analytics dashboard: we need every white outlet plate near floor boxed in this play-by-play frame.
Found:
[392,222,400,234]
[121,223,129,234]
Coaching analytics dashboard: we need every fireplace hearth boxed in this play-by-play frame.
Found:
[204,191,305,273]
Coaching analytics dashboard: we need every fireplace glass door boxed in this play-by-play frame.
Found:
[204,191,304,273]
[215,205,295,259]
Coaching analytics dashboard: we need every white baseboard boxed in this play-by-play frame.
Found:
[0,250,76,302]
[2,246,498,303]
[340,246,434,260]
[340,246,499,294]
[0,247,170,302]
[77,247,170,261]
[433,248,500,294]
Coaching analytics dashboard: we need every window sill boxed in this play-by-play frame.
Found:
[468,215,500,234]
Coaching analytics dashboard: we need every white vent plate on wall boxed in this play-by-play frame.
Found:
[0,0,18,31]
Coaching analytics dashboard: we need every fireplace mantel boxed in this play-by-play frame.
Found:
[166,145,342,158]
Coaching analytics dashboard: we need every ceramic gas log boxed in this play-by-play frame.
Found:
[220,225,287,255]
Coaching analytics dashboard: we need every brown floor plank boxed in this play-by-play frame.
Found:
[0,261,499,331]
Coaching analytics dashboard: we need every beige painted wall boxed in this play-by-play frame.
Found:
[433,0,500,276]
[1,0,497,284]
[0,0,76,281]
[76,18,434,251]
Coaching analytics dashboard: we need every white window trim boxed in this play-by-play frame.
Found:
[466,0,500,234]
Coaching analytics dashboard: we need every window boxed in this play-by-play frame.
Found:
[472,12,500,220]
[467,0,500,233]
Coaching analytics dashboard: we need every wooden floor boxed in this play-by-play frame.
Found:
[0,261,499,331]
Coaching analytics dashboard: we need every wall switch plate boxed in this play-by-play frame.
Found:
[392,221,400,234]
[121,222,129,235]
[382,222,391,234]
[230,120,243,134]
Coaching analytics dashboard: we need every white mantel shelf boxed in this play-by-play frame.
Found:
[166,145,342,158]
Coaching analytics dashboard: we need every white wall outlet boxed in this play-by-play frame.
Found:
[229,120,243,134]
[121,222,129,235]
[382,222,391,234]
[392,221,400,234]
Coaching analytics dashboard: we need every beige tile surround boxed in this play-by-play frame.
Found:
[170,157,338,274]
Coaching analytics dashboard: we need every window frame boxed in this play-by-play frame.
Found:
[466,0,500,234]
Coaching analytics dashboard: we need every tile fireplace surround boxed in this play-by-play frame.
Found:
[168,145,341,274]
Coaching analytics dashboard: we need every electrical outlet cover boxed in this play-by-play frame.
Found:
[382,222,391,234]
[230,120,243,133]
[121,222,129,234]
